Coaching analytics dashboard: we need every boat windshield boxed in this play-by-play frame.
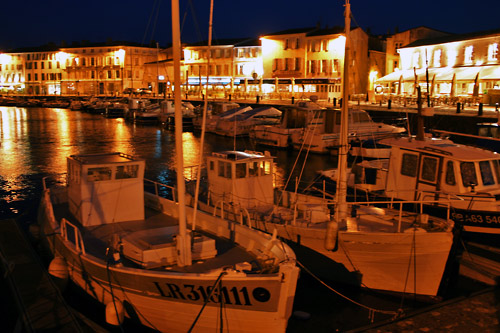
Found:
[460,160,500,187]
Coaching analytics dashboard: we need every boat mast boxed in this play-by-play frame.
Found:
[171,0,192,266]
[326,0,350,250]
[192,0,214,230]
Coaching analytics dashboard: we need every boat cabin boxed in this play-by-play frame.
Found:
[67,152,145,226]
[207,151,274,209]
[281,104,382,135]
[361,137,500,211]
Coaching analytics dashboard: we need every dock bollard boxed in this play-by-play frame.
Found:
[456,102,461,113]
[478,103,483,116]
[388,99,392,109]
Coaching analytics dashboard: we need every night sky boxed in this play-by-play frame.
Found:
[2,0,500,51]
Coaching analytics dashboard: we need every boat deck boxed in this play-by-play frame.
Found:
[52,203,259,274]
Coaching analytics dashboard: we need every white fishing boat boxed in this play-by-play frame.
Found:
[189,2,454,298]
[322,134,500,236]
[190,149,454,297]
[38,2,299,332]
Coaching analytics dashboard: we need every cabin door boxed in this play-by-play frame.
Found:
[415,153,442,202]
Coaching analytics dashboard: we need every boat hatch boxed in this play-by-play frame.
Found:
[121,226,217,269]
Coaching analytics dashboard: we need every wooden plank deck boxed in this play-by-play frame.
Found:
[0,219,85,332]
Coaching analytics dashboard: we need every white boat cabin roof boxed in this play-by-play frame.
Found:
[210,150,274,161]
[380,137,500,161]
[69,152,142,165]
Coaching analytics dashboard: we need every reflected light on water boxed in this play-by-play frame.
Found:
[182,132,201,180]
[0,107,32,205]
[52,108,75,175]
[112,118,132,154]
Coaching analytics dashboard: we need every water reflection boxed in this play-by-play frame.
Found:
[0,106,338,217]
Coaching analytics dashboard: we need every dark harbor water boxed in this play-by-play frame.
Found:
[0,106,488,332]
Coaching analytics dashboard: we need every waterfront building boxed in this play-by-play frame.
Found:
[0,52,25,94]
[182,38,262,99]
[59,42,158,96]
[377,28,500,104]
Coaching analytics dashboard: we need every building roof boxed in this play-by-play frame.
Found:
[261,27,318,37]
[186,38,258,47]
[9,40,160,53]
[405,28,500,48]
[307,26,345,37]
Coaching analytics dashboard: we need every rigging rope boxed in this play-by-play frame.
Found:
[296,260,402,322]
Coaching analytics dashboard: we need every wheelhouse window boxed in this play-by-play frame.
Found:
[116,165,139,179]
[263,161,271,175]
[420,156,438,183]
[479,161,495,185]
[236,163,246,178]
[249,161,260,177]
[460,162,478,187]
[445,161,456,185]
[401,153,418,177]
[493,160,500,183]
[218,161,231,179]
[87,167,112,181]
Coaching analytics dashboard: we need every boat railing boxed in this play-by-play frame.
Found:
[144,179,176,202]
[342,198,455,232]
[212,199,253,229]
[60,218,86,255]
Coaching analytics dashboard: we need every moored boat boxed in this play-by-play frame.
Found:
[321,134,500,236]
[188,149,454,297]
[38,152,299,332]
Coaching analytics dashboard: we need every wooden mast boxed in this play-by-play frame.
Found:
[171,0,192,266]
[325,0,350,250]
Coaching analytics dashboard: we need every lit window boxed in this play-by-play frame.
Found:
[464,46,474,64]
[412,52,420,68]
[433,49,441,67]
[488,43,498,61]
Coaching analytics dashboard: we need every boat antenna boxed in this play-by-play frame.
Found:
[325,0,350,251]
[191,0,214,231]
[172,0,192,266]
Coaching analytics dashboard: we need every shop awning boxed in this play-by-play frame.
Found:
[377,65,500,83]
[479,65,500,80]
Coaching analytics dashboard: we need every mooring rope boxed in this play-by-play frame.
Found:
[188,270,228,332]
[296,260,402,322]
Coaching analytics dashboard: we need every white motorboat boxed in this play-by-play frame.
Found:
[251,102,405,154]
[214,106,282,137]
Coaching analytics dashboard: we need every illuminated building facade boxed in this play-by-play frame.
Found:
[182,38,262,99]
[378,28,500,102]
[0,53,24,94]
[59,44,157,95]
[261,27,370,101]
